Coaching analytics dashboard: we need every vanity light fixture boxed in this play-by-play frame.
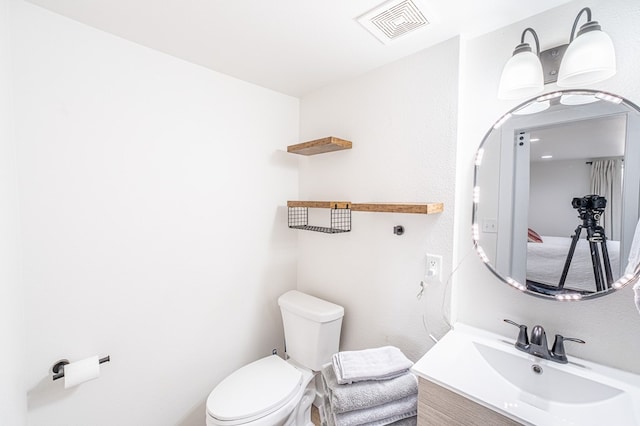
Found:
[612,273,636,290]
[498,7,616,100]
[506,277,527,292]
[595,92,623,104]
[474,148,485,166]
[493,113,513,129]
[555,293,583,301]
[498,28,543,100]
[472,223,480,242]
[537,92,562,101]
[476,246,490,263]
[557,8,616,87]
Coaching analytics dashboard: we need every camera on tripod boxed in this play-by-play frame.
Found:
[571,194,607,221]
[559,194,612,292]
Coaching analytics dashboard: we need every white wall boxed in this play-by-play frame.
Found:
[529,159,591,237]
[454,0,640,373]
[297,38,459,361]
[12,2,299,425]
[0,0,26,424]
[8,2,640,425]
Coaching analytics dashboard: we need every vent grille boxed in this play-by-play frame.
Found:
[357,0,429,44]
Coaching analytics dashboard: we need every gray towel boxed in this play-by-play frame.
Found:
[388,416,417,426]
[321,363,418,414]
[333,393,418,426]
[332,346,414,384]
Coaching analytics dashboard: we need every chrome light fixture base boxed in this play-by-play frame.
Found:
[540,44,568,85]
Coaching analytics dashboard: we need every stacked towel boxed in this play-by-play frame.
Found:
[321,346,418,426]
[332,346,414,384]
[322,363,417,413]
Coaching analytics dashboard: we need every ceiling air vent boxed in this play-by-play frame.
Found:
[357,0,430,44]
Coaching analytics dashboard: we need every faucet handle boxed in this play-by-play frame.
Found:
[551,334,586,363]
[503,319,529,350]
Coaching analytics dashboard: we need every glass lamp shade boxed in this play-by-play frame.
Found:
[557,29,616,87]
[498,50,544,100]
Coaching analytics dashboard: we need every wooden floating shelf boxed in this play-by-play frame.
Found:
[287,201,443,215]
[287,137,352,156]
[287,200,351,209]
[352,202,444,215]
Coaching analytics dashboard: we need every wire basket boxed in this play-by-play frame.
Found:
[288,206,351,233]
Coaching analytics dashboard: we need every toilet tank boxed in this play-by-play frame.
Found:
[278,290,344,371]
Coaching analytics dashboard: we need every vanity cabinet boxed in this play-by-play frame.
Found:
[418,378,521,425]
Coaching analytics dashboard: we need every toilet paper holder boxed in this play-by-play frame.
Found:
[52,356,110,381]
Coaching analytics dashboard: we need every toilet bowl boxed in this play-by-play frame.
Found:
[206,290,344,426]
[206,356,315,426]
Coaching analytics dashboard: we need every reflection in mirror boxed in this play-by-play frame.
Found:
[473,90,640,300]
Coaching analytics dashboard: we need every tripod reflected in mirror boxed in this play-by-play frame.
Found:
[559,194,613,292]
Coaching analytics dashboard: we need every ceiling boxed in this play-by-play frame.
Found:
[528,114,626,162]
[26,0,572,97]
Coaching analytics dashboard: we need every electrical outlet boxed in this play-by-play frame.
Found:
[425,253,442,282]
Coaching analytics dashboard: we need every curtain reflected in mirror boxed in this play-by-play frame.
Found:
[590,159,622,239]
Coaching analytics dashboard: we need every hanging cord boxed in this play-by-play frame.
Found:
[416,281,426,300]
[420,246,476,343]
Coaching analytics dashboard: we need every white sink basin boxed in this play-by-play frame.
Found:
[412,324,640,425]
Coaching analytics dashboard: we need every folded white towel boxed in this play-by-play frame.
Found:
[333,393,417,426]
[321,363,418,413]
[332,346,413,385]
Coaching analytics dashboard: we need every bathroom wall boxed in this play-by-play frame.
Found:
[12,2,299,425]
[297,38,459,361]
[8,3,640,426]
[529,159,591,236]
[454,0,640,373]
[0,0,26,424]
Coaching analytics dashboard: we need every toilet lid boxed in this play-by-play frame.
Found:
[207,355,302,422]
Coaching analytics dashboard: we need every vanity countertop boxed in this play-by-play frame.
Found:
[411,323,640,426]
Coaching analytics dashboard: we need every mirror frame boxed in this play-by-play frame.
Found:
[472,89,640,301]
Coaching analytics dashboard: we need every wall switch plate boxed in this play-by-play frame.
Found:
[426,253,442,282]
[482,218,498,233]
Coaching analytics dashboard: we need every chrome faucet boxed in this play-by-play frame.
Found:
[551,334,587,363]
[529,325,552,359]
[504,319,585,364]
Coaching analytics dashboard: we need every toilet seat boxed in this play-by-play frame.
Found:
[207,356,303,424]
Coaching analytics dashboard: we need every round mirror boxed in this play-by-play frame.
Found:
[473,90,640,300]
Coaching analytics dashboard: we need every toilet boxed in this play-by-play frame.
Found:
[206,290,344,426]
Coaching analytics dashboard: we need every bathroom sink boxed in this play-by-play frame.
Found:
[474,341,623,405]
[412,324,640,425]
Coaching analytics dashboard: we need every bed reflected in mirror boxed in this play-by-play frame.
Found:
[473,90,640,300]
